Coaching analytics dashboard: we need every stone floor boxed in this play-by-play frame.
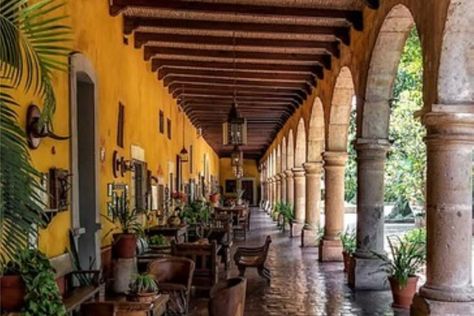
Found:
[190,208,412,316]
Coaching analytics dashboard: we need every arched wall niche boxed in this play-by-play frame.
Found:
[287,129,295,170]
[361,4,416,139]
[308,97,325,161]
[327,67,355,151]
[295,118,307,168]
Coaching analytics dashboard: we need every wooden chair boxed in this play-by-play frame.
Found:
[233,207,249,241]
[233,235,272,283]
[208,277,247,316]
[171,240,219,292]
[208,214,233,270]
[147,257,195,315]
[136,237,171,272]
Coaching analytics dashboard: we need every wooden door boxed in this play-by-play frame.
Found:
[241,180,254,205]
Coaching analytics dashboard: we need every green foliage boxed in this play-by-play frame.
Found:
[148,234,168,246]
[344,110,357,202]
[0,0,70,267]
[103,192,144,237]
[373,235,426,288]
[276,202,294,231]
[129,274,159,294]
[3,249,66,315]
[339,228,356,254]
[385,28,426,204]
[181,200,211,224]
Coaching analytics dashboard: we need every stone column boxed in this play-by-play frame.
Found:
[285,170,294,207]
[280,172,287,204]
[267,178,273,212]
[319,152,347,261]
[275,174,281,204]
[411,112,474,315]
[301,162,323,247]
[350,139,390,289]
[291,168,306,237]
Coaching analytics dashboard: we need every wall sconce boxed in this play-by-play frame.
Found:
[26,104,69,149]
[112,150,134,178]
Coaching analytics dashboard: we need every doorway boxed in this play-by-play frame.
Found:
[241,179,256,206]
[70,53,100,269]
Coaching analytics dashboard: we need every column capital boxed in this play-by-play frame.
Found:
[355,138,390,160]
[303,161,323,174]
[284,169,293,178]
[279,172,287,179]
[423,110,474,145]
[323,151,348,167]
[291,167,305,177]
[274,174,282,181]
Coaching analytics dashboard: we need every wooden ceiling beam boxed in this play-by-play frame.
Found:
[135,32,340,57]
[158,67,316,82]
[172,89,305,103]
[153,59,324,79]
[111,0,363,30]
[166,76,312,94]
[144,46,332,69]
[177,95,300,104]
[123,18,351,46]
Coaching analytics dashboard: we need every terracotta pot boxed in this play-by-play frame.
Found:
[1,275,26,311]
[389,276,419,309]
[342,251,351,272]
[209,194,220,204]
[127,292,158,303]
[113,233,137,258]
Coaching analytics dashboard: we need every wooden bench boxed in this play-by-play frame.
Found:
[49,253,101,312]
[233,235,272,284]
[171,240,219,292]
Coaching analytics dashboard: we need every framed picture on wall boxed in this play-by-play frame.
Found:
[117,102,125,148]
[225,179,237,193]
[167,118,171,140]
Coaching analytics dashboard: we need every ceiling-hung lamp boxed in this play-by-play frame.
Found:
[179,85,189,163]
[231,145,243,167]
[222,31,247,146]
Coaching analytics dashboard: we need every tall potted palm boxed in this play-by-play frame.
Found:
[0,0,70,266]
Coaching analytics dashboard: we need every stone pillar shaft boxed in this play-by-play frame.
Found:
[280,173,287,204]
[292,168,306,236]
[303,162,323,229]
[275,175,281,204]
[350,139,390,289]
[285,170,294,207]
[414,112,474,311]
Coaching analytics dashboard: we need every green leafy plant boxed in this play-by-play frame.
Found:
[181,200,211,225]
[103,191,144,237]
[373,235,426,288]
[0,0,70,268]
[148,234,168,246]
[276,202,294,231]
[339,228,356,254]
[129,274,159,295]
[3,249,66,315]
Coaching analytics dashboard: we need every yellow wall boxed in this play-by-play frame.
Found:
[219,158,260,195]
[4,0,219,258]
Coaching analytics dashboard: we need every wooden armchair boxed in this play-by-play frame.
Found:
[136,237,171,272]
[209,277,247,316]
[208,214,233,270]
[171,240,219,292]
[233,207,249,241]
[233,235,272,283]
[147,257,195,315]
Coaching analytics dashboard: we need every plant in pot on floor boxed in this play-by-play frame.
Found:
[103,190,144,259]
[339,228,356,272]
[127,273,159,303]
[1,248,66,314]
[374,235,426,309]
[277,202,294,233]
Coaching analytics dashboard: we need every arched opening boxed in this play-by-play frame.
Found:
[276,144,281,175]
[281,137,287,172]
[69,53,100,269]
[295,118,307,168]
[308,98,325,162]
[287,129,295,170]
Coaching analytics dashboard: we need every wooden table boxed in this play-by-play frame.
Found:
[146,224,188,243]
[104,294,169,316]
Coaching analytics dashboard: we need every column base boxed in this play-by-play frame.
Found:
[318,239,343,261]
[290,222,304,238]
[349,256,389,290]
[113,257,137,294]
[301,227,318,247]
[411,294,474,315]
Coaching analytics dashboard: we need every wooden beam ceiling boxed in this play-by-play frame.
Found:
[108,0,372,158]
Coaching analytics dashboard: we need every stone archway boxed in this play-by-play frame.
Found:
[295,118,307,168]
[287,129,295,170]
[293,118,307,234]
[351,4,417,290]
[286,130,295,207]
[308,98,325,162]
[280,137,287,203]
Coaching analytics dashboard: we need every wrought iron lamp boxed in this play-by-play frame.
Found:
[222,101,247,145]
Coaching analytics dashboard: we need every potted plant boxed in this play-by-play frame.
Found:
[374,234,426,309]
[148,234,170,251]
[0,248,66,314]
[127,274,159,303]
[103,191,144,258]
[339,229,356,273]
[277,203,294,233]
[209,192,220,204]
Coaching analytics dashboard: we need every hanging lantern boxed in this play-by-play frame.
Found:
[222,103,247,146]
[231,145,243,167]
[179,147,189,163]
